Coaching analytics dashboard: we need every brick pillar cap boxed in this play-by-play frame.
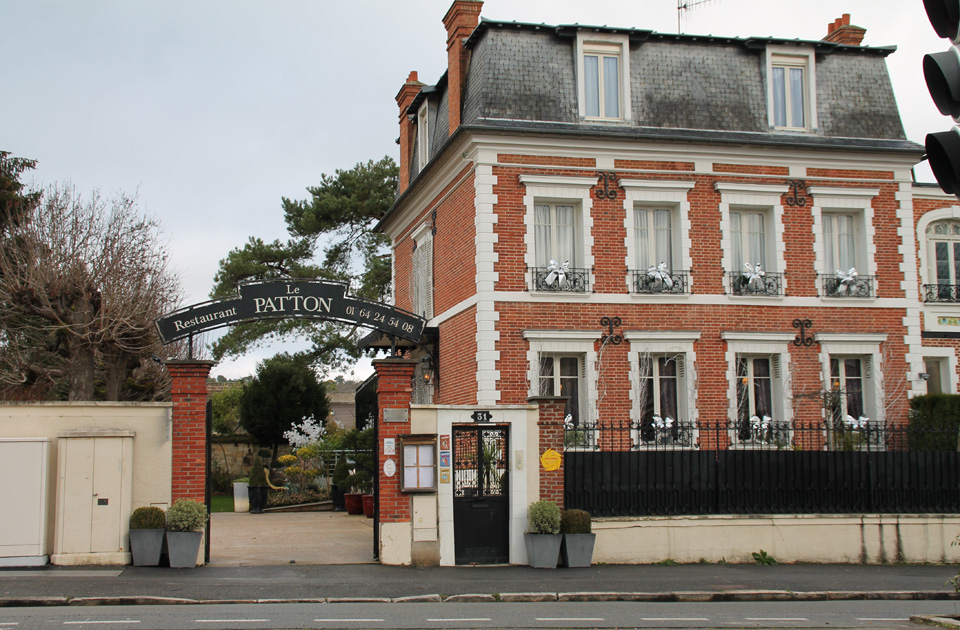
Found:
[372,358,420,367]
[527,395,570,404]
[164,359,216,368]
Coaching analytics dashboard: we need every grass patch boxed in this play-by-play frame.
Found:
[210,494,234,513]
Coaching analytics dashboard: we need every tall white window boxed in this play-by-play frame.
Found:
[539,354,585,428]
[771,59,806,128]
[929,221,960,287]
[823,212,858,272]
[730,209,769,269]
[829,357,867,422]
[411,232,433,319]
[635,207,673,269]
[735,354,783,444]
[583,44,620,119]
[535,203,580,267]
[417,103,430,171]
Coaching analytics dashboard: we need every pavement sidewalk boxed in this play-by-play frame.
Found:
[2,563,959,607]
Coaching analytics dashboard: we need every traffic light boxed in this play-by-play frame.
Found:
[923,0,960,194]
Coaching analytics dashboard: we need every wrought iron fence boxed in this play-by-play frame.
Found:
[727,270,784,296]
[821,273,875,298]
[924,283,960,302]
[563,421,960,516]
[632,269,690,295]
[530,266,590,292]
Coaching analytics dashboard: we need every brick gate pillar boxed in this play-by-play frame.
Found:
[166,360,214,503]
[373,358,418,525]
[528,396,568,508]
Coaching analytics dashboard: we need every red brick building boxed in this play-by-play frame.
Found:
[372,1,950,565]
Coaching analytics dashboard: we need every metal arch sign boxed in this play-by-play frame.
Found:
[155,279,426,345]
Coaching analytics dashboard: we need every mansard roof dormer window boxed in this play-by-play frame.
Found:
[576,31,631,123]
[764,44,818,132]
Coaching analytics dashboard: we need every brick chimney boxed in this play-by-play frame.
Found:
[442,0,483,136]
[822,13,866,46]
[396,70,424,194]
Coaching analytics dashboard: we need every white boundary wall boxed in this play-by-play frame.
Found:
[0,402,173,566]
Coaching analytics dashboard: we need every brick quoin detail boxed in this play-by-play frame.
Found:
[167,360,214,503]
[530,396,567,508]
[374,359,418,524]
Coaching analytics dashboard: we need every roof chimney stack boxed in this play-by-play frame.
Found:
[822,13,865,46]
[396,71,424,194]
[442,0,483,136]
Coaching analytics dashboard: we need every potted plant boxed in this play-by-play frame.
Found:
[559,508,595,568]
[128,506,166,566]
[233,477,250,513]
[331,457,348,511]
[247,456,269,514]
[524,499,562,568]
[165,498,209,568]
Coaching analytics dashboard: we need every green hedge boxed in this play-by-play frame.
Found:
[908,394,960,451]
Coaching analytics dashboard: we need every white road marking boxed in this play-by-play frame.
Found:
[193,619,270,623]
[427,619,491,622]
[313,620,385,623]
[536,618,605,622]
[641,618,710,621]
[64,623,140,626]
[745,618,809,622]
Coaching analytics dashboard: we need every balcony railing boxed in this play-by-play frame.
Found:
[924,283,960,302]
[632,269,690,295]
[727,270,784,296]
[530,266,590,292]
[821,273,875,298]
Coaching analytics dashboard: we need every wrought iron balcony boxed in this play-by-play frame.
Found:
[821,273,875,298]
[632,268,689,295]
[530,266,590,292]
[924,283,960,302]
[631,418,696,449]
[733,418,792,448]
[727,270,784,296]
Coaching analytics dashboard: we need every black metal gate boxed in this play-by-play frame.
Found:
[453,425,509,564]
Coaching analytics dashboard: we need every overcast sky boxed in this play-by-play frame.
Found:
[1,0,948,380]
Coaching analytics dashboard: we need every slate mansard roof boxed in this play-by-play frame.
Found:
[408,18,921,171]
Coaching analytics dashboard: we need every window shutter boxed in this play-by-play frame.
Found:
[423,237,434,319]
[772,354,782,380]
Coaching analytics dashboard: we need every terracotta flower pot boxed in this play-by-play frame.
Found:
[344,493,363,515]
[362,494,374,518]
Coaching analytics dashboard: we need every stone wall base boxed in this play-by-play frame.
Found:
[593,514,960,564]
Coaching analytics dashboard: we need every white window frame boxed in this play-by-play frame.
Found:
[520,175,595,294]
[922,347,958,395]
[411,221,433,320]
[716,182,788,296]
[626,331,700,449]
[576,33,631,122]
[809,187,878,295]
[765,46,817,132]
[816,333,886,428]
[524,330,598,437]
[721,332,794,438]
[621,180,694,293]
[417,101,431,171]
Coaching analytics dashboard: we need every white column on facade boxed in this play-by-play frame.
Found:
[475,160,501,405]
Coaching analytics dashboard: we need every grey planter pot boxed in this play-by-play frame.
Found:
[129,529,165,566]
[166,531,203,568]
[524,533,562,569]
[233,481,249,513]
[560,533,596,568]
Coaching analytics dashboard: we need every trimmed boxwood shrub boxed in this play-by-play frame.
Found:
[166,499,209,532]
[560,509,592,534]
[130,506,165,530]
[908,394,960,451]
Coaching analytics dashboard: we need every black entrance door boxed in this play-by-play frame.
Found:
[453,425,510,564]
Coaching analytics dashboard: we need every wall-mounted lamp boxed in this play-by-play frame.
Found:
[919,372,930,381]
[421,355,434,383]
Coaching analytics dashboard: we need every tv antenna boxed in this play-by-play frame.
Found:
[677,0,719,33]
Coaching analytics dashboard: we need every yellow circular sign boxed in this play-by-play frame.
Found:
[540,448,562,471]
